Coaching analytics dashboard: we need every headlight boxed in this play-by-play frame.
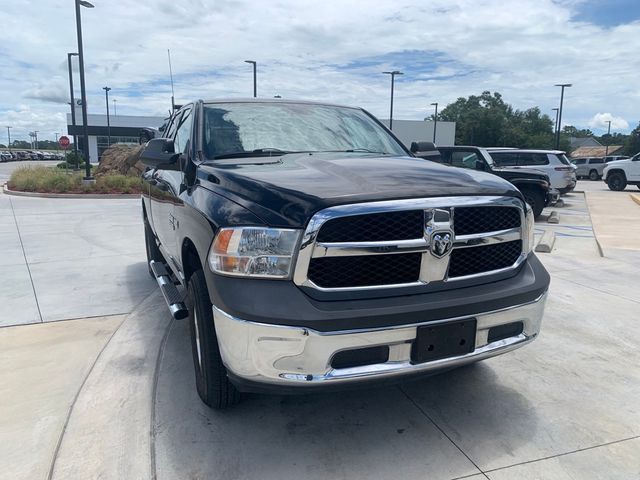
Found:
[523,203,535,254]
[208,227,301,278]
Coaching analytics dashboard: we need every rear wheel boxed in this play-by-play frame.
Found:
[187,269,240,409]
[144,220,163,278]
[589,170,600,181]
[606,172,626,191]
[520,187,545,219]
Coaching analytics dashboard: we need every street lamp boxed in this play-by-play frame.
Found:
[113,98,117,116]
[54,133,59,155]
[382,70,403,130]
[74,0,95,182]
[605,120,612,156]
[103,86,111,148]
[551,107,559,139]
[33,131,39,149]
[554,83,572,149]
[67,52,79,166]
[431,102,439,143]
[244,60,257,98]
[5,126,11,152]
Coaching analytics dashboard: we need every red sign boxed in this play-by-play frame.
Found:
[59,135,70,149]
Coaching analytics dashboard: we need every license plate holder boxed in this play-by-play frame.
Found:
[411,319,477,364]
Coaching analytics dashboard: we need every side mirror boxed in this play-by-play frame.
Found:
[475,160,486,171]
[140,138,179,170]
[410,141,437,153]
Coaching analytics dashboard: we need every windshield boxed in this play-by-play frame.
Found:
[202,102,407,159]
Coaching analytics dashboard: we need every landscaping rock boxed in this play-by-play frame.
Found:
[96,145,146,177]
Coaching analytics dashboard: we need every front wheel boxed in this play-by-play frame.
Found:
[520,187,545,219]
[606,172,627,191]
[589,170,600,181]
[187,269,240,409]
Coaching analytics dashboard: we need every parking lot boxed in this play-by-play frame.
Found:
[1,184,640,480]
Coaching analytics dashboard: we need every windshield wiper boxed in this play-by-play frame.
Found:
[213,148,302,160]
[310,148,391,155]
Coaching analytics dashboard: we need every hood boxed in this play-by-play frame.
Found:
[604,159,631,167]
[197,152,522,227]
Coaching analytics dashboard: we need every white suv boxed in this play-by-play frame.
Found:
[487,149,577,195]
[602,153,640,191]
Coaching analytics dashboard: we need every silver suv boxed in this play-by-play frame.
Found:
[572,157,606,180]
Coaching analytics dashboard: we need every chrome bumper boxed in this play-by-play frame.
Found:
[213,292,547,388]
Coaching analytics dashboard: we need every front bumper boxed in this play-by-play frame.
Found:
[214,291,547,392]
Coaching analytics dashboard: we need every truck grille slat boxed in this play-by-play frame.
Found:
[448,240,522,278]
[316,210,424,242]
[454,207,521,236]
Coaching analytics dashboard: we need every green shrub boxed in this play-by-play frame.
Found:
[95,175,141,194]
[8,166,141,194]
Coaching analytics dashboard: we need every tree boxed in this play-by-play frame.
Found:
[624,123,640,156]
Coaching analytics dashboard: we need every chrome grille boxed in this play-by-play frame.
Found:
[294,196,527,291]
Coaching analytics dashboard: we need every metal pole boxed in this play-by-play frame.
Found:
[554,83,571,150]
[103,86,111,149]
[6,126,11,152]
[383,71,403,130]
[431,102,438,143]
[75,0,95,181]
[551,108,559,139]
[67,52,79,168]
[34,131,38,150]
[245,60,257,98]
[168,49,175,110]
[605,120,611,156]
[113,98,117,116]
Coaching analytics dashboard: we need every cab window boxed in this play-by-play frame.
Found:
[174,108,193,154]
[451,151,480,169]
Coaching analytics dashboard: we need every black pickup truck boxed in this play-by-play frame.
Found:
[411,144,557,218]
[140,99,550,409]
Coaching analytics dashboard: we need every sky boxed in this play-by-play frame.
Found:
[1,0,639,144]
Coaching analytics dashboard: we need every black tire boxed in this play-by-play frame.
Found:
[144,220,163,278]
[607,172,627,191]
[520,187,545,219]
[588,170,600,181]
[187,269,240,409]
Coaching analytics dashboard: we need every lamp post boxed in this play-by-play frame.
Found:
[67,52,79,165]
[554,83,572,149]
[113,98,117,116]
[75,0,95,182]
[103,86,111,148]
[605,120,612,156]
[431,102,439,143]
[33,131,39,150]
[54,132,59,156]
[382,70,403,130]
[551,107,559,139]
[6,126,11,152]
[244,60,257,98]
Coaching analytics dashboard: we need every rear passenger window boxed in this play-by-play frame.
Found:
[520,153,549,166]
[491,153,518,166]
[589,158,604,164]
[451,151,479,169]
[574,159,586,165]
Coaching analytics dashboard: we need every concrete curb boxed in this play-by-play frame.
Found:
[48,290,170,480]
[3,184,140,199]
[535,230,556,253]
[583,191,606,258]
[547,210,560,224]
[630,194,640,206]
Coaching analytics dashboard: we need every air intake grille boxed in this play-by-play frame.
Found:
[308,253,422,288]
[448,240,522,278]
[316,210,424,242]
[454,207,520,235]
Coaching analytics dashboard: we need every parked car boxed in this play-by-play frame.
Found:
[0,151,12,162]
[604,155,629,163]
[602,153,640,191]
[139,99,549,409]
[414,144,556,218]
[572,157,606,180]
[487,149,577,195]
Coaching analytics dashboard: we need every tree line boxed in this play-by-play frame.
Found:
[434,91,640,156]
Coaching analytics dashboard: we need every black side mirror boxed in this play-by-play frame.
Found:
[140,138,179,170]
[475,160,486,171]
[411,141,437,153]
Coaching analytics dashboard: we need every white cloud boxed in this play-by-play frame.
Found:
[0,0,639,141]
[588,113,630,131]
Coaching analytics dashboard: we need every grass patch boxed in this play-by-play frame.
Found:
[8,166,142,195]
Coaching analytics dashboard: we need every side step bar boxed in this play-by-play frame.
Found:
[150,260,189,320]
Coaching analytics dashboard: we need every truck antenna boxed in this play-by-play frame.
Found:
[167,49,175,110]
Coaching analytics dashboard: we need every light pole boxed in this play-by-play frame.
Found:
[113,98,117,116]
[605,120,612,156]
[551,107,559,139]
[103,86,111,148]
[75,0,95,181]
[431,102,439,143]
[54,133,59,156]
[554,83,572,149]
[33,131,39,150]
[6,126,11,152]
[244,60,257,98]
[383,70,403,130]
[67,52,79,165]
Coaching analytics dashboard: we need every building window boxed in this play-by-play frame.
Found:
[97,136,139,159]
